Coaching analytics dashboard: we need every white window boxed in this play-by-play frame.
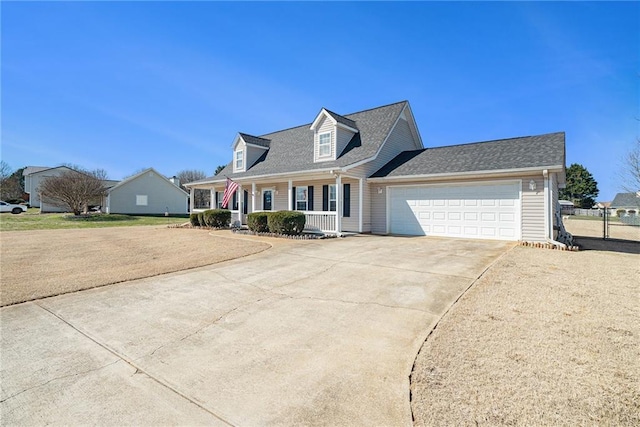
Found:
[318,132,331,157]
[329,184,336,211]
[235,150,244,170]
[136,195,148,206]
[296,186,308,211]
[216,191,224,209]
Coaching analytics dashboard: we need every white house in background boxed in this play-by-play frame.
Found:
[24,166,75,210]
[23,166,118,213]
[106,168,189,215]
[610,192,640,215]
[185,100,569,244]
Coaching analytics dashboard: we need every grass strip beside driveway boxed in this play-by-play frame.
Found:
[0,227,270,306]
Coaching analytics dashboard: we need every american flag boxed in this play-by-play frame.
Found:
[221,177,239,209]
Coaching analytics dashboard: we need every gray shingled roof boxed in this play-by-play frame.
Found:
[371,132,566,178]
[195,101,408,182]
[238,133,271,148]
[324,109,358,129]
[611,192,640,208]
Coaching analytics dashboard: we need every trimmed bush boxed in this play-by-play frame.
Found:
[189,213,200,226]
[202,209,231,228]
[247,212,270,233]
[197,212,205,226]
[267,210,306,235]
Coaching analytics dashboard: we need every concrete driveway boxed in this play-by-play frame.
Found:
[1,234,513,426]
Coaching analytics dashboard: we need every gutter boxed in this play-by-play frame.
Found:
[367,165,565,183]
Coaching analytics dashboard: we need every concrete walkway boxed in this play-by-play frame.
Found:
[1,234,513,426]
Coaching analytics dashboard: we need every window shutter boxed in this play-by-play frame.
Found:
[308,186,314,211]
[292,186,296,210]
[243,190,248,214]
[232,192,238,211]
[343,183,351,217]
[322,185,329,211]
[214,191,218,208]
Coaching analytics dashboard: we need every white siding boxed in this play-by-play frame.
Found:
[245,145,265,171]
[361,179,371,233]
[371,183,388,234]
[521,177,545,241]
[350,117,419,177]
[336,127,356,157]
[314,117,336,162]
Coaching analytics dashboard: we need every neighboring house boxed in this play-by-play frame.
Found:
[106,168,189,215]
[24,166,70,209]
[610,192,640,215]
[23,166,116,213]
[184,100,567,243]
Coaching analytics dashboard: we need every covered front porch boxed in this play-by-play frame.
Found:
[187,172,368,234]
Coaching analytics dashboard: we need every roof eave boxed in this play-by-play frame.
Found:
[367,165,566,183]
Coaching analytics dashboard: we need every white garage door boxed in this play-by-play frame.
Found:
[389,182,520,240]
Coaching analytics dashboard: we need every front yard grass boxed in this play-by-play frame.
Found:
[0,209,188,231]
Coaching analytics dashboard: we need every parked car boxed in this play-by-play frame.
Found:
[0,200,28,214]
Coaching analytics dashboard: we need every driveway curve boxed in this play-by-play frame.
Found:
[0,234,512,426]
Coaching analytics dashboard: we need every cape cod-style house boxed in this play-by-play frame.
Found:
[185,101,568,244]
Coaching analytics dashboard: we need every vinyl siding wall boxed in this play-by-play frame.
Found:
[336,127,355,158]
[370,174,548,241]
[109,171,188,214]
[314,117,335,162]
[521,176,545,241]
[349,117,419,178]
[245,146,265,172]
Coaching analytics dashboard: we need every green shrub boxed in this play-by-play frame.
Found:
[267,210,305,235]
[197,212,205,226]
[247,212,270,232]
[189,213,200,226]
[202,209,231,228]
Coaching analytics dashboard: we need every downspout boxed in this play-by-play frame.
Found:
[543,169,567,248]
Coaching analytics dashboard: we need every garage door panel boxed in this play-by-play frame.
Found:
[389,183,520,241]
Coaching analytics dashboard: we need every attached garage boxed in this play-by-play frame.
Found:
[387,181,521,240]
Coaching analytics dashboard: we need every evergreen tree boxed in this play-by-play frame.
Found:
[560,163,599,208]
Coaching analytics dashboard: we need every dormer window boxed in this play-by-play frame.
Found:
[235,150,244,170]
[310,108,359,163]
[318,132,332,157]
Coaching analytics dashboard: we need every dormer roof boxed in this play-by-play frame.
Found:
[237,133,271,149]
[310,108,359,133]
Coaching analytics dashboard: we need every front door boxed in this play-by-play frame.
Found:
[263,189,273,211]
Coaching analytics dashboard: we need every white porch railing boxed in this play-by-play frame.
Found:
[192,209,336,232]
[302,211,336,233]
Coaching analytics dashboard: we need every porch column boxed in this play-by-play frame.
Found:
[336,174,342,233]
[252,182,256,213]
[210,188,215,209]
[189,187,195,212]
[288,180,293,211]
[358,178,364,233]
[238,185,243,221]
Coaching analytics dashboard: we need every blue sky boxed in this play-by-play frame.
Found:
[2,1,638,201]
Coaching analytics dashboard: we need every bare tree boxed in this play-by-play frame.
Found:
[176,169,210,208]
[39,169,107,215]
[620,138,640,193]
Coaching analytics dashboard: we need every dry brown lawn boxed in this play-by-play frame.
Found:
[411,219,639,426]
[0,226,271,306]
